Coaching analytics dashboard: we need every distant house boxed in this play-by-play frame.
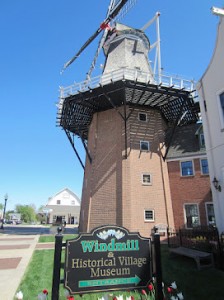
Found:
[45,188,81,225]
[8,213,21,223]
[197,7,224,233]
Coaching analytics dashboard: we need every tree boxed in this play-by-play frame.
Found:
[0,203,3,210]
[16,205,37,223]
[5,210,14,220]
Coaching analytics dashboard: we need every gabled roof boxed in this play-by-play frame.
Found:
[198,14,224,83]
[48,187,81,204]
[166,123,206,159]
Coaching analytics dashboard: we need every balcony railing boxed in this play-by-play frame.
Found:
[59,68,195,99]
[57,68,196,118]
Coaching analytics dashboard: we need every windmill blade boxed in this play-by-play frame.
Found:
[62,0,129,72]
[114,0,138,24]
[86,0,138,79]
[86,0,117,79]
[63,28,103,71]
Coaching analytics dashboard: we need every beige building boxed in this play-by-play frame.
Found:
[197,7,224,233]
[46,188,80,225]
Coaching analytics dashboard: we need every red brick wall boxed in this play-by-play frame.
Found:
[167,158,212,229]
[79,106,175,237]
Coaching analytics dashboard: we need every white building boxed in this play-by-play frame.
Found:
[197,7,224,234]
[45,188,81,225]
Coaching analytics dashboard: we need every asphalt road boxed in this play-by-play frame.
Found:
[0,224,79,235]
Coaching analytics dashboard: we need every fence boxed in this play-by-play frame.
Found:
[167,226,224,269]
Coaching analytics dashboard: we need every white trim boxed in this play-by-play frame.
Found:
[141,173,152,185]
[180,160,195,177]
[144,209,155,222]
[166,154,207,162]
[183,203,200,229]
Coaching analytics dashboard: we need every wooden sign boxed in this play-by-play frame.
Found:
[64,225,152,294]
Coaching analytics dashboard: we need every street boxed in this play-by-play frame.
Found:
[0,224,79,235]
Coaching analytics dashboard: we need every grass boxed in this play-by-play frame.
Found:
[161,246,224,300]
[38,234,77,243]
[15,244,224,300]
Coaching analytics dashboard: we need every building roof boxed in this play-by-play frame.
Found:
[166,122,206,159]
[47,188,81,206]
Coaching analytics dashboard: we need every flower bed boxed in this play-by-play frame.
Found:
[15,280,184,300]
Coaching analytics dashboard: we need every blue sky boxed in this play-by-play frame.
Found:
[0,0,223,211]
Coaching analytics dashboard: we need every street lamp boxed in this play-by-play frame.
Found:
[1,194,8,229]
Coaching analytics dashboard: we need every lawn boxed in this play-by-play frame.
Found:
[15,241,224,300]
[38,234,76,243]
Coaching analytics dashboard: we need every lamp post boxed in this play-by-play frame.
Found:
[1,194,8,229]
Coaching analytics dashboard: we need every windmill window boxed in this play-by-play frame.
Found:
[138,112,147,122]
[140,141,150,151]
[142,173,152,185]
[144,210,155,222]
[57,200,61,205]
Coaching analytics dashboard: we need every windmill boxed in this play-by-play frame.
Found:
[57,0,199,236]
[62,0,138,74]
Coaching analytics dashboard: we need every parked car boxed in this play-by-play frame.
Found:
[16,220,22,225]
[5,220,13,224]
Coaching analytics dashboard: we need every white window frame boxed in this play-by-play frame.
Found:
[140,140,150,152]
[200,158,209,175]
[216,89,224,129]
[144,209,155,222]
[180,160,194,177]
[138,112,147,122]
[205,202,216,226]
[184,203,200,229]
[142,173,152,185]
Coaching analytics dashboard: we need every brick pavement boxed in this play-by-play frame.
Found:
[0,234,39,300]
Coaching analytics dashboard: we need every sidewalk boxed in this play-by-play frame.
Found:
[0,234,39,300]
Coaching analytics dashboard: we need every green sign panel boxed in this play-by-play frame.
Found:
[64,225,152,294]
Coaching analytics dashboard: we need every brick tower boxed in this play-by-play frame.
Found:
[58,23,198,237]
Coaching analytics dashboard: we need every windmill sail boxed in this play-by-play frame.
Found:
[62,0,129,72]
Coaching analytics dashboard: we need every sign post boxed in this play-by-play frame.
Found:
[153,233,163,300]
[64,225,152,294]
[52,227,63,300]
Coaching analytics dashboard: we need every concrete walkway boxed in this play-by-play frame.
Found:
[0,234,39,300]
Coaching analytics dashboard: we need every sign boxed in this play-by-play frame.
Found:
[64,225,152,294]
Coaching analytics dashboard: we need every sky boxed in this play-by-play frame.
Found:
[0,0,224,211]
